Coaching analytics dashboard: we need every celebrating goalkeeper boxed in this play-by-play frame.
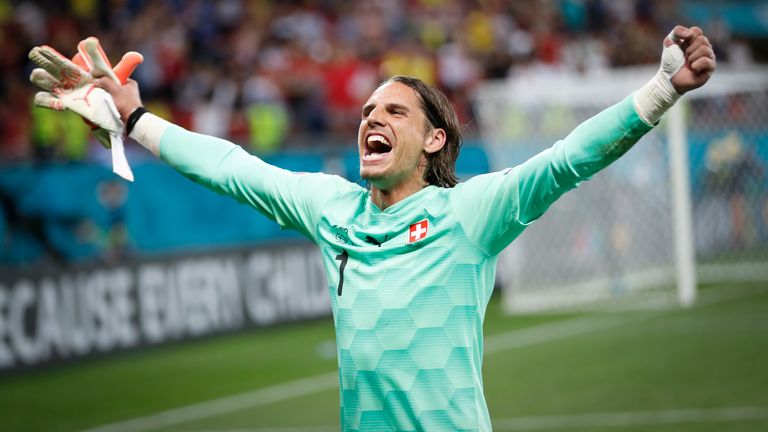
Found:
[29,25,715,431]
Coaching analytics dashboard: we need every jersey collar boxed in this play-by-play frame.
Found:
[366,185,438,215]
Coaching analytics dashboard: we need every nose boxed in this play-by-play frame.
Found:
[366,107,386,127]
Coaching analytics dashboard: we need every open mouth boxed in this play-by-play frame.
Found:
[363,134,392,162]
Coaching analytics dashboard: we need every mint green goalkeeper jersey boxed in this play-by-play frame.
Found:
[156,95,653,431]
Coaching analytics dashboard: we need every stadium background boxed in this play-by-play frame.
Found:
[1,0,767,431]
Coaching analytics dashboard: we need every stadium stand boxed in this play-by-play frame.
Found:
[0,0,763,267]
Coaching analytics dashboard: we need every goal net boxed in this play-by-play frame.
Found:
[474,66,768,313]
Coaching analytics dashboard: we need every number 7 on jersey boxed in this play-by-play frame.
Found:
[335,250,348,296]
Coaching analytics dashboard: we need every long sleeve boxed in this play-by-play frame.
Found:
[131,115,352,243]
[514,93,654,224]
[452,94,655,256]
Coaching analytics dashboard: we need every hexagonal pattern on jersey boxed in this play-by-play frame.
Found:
[333,222,491,431]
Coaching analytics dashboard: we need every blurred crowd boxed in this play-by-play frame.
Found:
[0,0,755,161]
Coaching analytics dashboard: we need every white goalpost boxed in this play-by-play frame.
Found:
[474,66,768,313]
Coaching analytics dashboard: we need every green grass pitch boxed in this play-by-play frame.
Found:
[1,281,766,432]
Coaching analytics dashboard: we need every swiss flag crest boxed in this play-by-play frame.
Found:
[408,219,429,243]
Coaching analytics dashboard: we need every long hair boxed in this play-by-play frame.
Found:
[384,76,463,188]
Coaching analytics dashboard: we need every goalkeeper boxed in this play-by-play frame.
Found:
[32,26,714,431]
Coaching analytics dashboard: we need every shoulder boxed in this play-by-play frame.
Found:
[296,172,368,200]
[451,168,517,193]
[314,173,366,192]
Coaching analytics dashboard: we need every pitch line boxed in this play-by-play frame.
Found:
[183,406,768,432]
[83,313,647,432]
[83,285,763,432]
[483,313,652,355]
[493,406,768,430]
[82,372,339,432]
[177,427,337,432]
[483,281,768,356]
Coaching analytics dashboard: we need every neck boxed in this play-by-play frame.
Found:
[370,176,428,210]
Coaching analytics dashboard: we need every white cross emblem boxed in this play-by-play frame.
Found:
[408,219,429,243]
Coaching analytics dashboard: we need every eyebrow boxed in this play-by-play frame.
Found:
[362,102,411,117]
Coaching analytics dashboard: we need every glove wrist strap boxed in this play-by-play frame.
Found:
[126,106,148,136]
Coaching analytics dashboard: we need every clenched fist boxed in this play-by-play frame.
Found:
[667,25,716,95]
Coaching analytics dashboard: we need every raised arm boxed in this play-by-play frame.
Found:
[95,76,345,242]
[515,25,715,224]
[94,77,262,197]
[453,26,715,255]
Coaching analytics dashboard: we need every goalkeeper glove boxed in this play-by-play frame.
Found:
[75,37,143,148]
[29,37,143,181]
[29,37,143,148]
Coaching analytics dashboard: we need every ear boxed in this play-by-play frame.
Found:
[423,128,446,154]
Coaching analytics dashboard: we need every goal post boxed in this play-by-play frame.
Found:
[667,102,697,308]
[474,66,768,313]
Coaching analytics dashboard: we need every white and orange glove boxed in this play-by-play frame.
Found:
[29,37,143,181]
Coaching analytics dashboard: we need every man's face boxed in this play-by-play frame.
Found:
[358,82,434,189]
